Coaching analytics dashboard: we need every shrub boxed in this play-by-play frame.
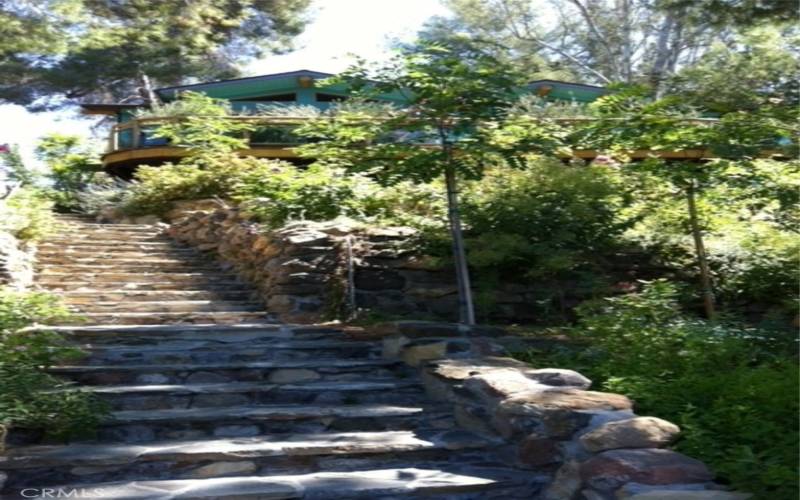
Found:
[35,133,102,211]
[234,162,447,229]
[0,289,106,441]
[460,159,628,279]
[516,280,798,498]
[0,188,57,242]
[622,159,800,319]
[120,156,289,216]
[234,163,374,227]
[75,173,135,215]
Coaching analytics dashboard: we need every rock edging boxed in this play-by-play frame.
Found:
[0,230,35,290]
[378,320,749,500]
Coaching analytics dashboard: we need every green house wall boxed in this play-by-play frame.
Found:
[151,70,606,116]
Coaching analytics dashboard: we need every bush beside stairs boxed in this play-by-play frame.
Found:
[0,215,538,499]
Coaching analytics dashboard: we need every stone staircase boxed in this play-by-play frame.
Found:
[0,215,539,499]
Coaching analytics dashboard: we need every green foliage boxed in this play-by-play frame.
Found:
[460,159,627,279]
[35,133,101,211]
[0,188,57,242]
[296,36,525,183]
[150,92,255,157]
[0,0,311,109]
[621,159,800,317]
[668,27,799,114]
[235,162,447,229]
[76,174,134,215]
[121,156,283,216]
[515,280,798,498]
[235,163,377,227]
[0,144,40,186]
[0,289,106,440]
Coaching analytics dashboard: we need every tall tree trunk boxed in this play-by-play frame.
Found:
[138,72,159,106]
[650,14,676,95]
[443,160,476,325]
[686,181,715,319]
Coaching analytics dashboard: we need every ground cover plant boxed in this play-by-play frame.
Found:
[0,289,106,443]
[513,281,798,499]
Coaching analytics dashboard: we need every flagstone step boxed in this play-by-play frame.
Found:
[39,281,249,291]
[0,467,509,500]
[66,300,265,314]
[1,430,495,490]
[38,272,244,285]
[57,223,162,229]
[39,241,191,251]
[38,250,202,260]
[1,428,484,468]
[37,256,213,265]
[78,340,378,365]
[48,358,401,385]
[49,233,168,241]
[56,311,272,326]
[59,380,422,410]
[40,324,347,346]
[62,290,256,303]
[39,264,225,274]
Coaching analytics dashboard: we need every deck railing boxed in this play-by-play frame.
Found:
[107,116,315,152]
[107,115,730,154]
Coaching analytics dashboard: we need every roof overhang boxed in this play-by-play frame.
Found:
[80,103,146,116]
[155,70,337,101]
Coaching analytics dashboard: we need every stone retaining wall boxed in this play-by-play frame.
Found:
[164,204,541,323]
[377,320,748,500]
[167,207,343,323]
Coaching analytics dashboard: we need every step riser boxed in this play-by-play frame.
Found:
[38,252,199,260]
[62,291,256,302]
[39,244,190,252]
[50,365,399,386]
[1,447,459,490]
[39,282,247,291]
[40,265,223,274]
[38,256,206,264]
[54,313,270,326]
[67,302,264,314]
[38,274,240,284]
[92,385,424,411]
[48,235,167,242]
[80,346,377,365]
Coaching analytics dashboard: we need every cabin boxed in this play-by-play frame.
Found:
[81,70,608,176]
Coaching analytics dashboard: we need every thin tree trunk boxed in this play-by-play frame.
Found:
[443,158,476,325]
[686,181,715,319]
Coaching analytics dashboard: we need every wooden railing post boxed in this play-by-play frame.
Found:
[132,120,141,149]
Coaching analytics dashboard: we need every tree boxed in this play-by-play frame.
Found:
[569,89,797,318]
[429,0,734,90]
[0,144,39,187]
[296,37,525,325]
[666,27,800,114]
[660,0,797,27]
[35,133,101,210]
[0,0,311,109]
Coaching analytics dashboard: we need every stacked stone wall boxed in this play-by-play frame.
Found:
[378,321,748,500]
[164,204,543,323]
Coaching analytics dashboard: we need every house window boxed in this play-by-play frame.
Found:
[316,93,348,102]
[232,93,297,102]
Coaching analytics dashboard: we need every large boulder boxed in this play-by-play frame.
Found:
[580,417,680,452]
[580,448,714,492]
